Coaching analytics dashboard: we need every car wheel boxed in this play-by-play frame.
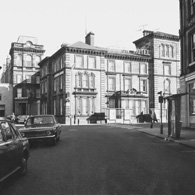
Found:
[20,157,27,176]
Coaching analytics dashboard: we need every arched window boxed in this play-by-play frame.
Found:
[161,44,165,57]
[166,45,169,57]
[89,73,95,88]
[170,45,174,58]
[83,73,89,88]
[164,79,171,94]
[76,73,82,88]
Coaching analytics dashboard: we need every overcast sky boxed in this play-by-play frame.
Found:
[0,0,179,74]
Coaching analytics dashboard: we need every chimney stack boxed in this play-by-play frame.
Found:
[85,32,95,46]
[143,30,153,37]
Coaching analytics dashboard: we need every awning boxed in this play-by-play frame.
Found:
[164,93,188,100]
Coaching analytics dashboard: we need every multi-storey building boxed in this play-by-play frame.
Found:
[39,32,150,124]
[0,83,13,117]
[133,30,180,122]
[0,31,180,123]
[2,36,45,115]
[0,57,11,83]
[179,0,195,127]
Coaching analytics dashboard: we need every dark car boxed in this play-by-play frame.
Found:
[19,115,61,146]
[15,115,29,124]
[0,118,30,183]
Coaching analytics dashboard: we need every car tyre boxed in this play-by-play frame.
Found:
[20,157,27,176]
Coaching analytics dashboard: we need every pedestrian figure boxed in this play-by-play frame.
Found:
[149,109,158,128]
[11,113,15,123]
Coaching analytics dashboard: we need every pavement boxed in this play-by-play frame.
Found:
[118,122,195,149]
[63,122,195,149]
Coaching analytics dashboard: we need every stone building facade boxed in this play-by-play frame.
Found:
[0,84,13,117]
[133,30,180,122]
[2,36,45,115]
[179,0,195,127]
[39,32,150,124]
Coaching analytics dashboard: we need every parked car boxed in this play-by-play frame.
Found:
[15,115,30,124]
[0,117,30,183]
[19,115,61,146]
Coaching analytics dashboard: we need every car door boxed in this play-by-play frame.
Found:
[0,125,9,182]
[9,122,24,166]
[2,121,20,174]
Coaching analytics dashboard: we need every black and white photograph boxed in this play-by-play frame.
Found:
[1,0,195,194]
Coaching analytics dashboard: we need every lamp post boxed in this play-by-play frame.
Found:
[158,91,163,134]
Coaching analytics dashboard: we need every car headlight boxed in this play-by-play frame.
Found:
[47,131,52,135]
[20,132,25,137]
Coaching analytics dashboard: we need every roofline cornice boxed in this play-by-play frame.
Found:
[10,47,45,54]
[105,53,151,62]
[65,46,107,56]
[134,33,179,44]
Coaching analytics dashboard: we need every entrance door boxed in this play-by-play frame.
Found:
[0,105,5,117]
[20,103,27,115]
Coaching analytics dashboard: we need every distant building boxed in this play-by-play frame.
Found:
[0,84,13,117]
[1,36,45,115]
[179,0,195,127]
[0,57,11,83]
[133,30,180,122]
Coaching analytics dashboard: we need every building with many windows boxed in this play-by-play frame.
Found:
[133,30,180,122]
[0,83,13,117]
[1,36,45,115]
[179,0,195,127]
[39,32,151,124]
[0,31,180,123]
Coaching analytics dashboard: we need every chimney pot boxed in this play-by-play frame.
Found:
[85,32,95,46]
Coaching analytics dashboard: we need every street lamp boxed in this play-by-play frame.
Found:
[158,91,163,134]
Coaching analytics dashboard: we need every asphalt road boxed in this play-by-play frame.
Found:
[2,124,195,195]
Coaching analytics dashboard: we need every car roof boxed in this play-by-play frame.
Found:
[0,117,11,121]
[28,115,54,117]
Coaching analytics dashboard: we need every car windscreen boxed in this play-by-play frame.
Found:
[26,116,54,126]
